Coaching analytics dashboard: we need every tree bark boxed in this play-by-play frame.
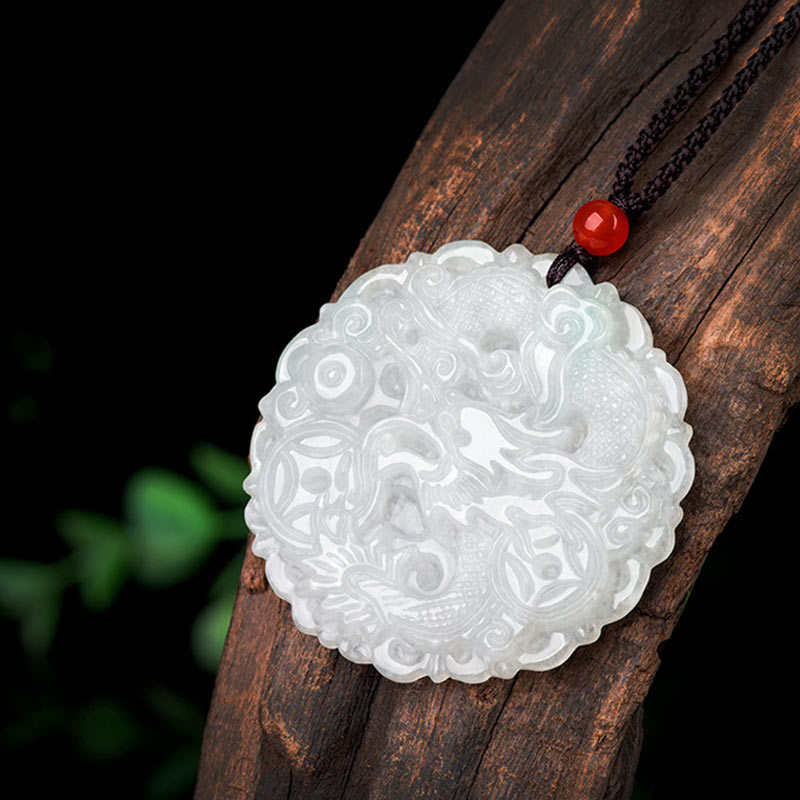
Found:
[196,1,800,797]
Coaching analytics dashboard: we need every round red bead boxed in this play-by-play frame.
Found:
[572,200,629,256]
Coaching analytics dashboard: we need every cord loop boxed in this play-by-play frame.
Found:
[547,0,799,285]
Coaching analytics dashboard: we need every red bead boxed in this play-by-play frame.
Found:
[572,200,629,256]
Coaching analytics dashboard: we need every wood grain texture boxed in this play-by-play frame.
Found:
[196,1,800,797]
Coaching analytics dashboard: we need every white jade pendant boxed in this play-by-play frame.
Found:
[245,241,693,683]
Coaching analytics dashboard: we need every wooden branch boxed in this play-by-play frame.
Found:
[196,1,800,797]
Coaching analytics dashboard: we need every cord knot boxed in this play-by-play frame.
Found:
[546,242,598,287]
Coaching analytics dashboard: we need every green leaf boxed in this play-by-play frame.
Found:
[56,511,129,610]
[191,593,235,672]
[0,559,66,656]
[0,559,61,615]
[125,469,217,586]
[75,699,144,761]
[190,443,248,504]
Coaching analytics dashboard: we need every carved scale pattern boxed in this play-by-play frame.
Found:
[245,242,694,682]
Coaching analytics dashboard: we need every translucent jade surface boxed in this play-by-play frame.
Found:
[245,242,694,683]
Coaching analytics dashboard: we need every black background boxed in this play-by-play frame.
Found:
[4,2,797,797]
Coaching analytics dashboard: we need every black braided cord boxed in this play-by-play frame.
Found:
[546,0,800,287]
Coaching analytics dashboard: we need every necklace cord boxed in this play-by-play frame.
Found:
[547,0,800,287]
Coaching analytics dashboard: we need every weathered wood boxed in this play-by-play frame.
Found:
[196,1,800,797]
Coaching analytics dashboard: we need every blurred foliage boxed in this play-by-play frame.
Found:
[0,442,249,799]
[1,442,246,661]
[0,558,68,656]
[125,470,219,586]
